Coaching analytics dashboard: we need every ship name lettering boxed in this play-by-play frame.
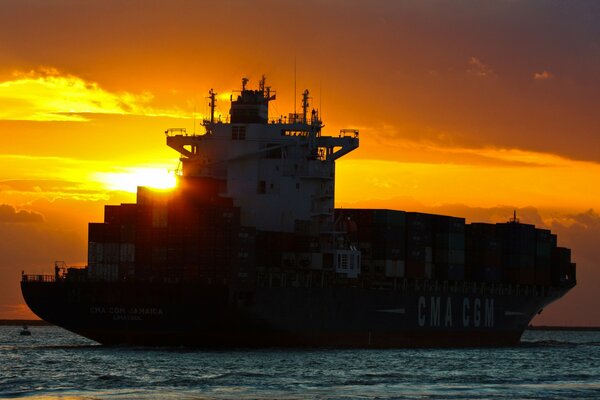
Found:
[418,297,426,327]
[484,299,494,327]
[430,297,441,326]
[418,296,495,328]
[463,299,470,327]
[89,307,106,314]
[462,298,494,328]
[128,307,163,315]
[444,297,452,327]
[113,315,142,321]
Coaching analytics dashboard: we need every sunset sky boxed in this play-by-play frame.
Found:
[1,1,598,326]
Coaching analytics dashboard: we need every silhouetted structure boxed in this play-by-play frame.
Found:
[21,78,575,347]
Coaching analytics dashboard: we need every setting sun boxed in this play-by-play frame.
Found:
[95,167,178,193]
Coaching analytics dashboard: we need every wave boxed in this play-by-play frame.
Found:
[520,339,600,348]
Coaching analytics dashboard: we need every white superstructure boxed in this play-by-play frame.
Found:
[166,77,360,276]
[167,77,358,230]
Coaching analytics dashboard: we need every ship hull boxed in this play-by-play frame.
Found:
[21,280,570,347]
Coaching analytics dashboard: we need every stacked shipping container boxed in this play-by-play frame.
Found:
[337,209,406,282]
[88,177,252,284]
[337,209,574,286]
[88,195,575,287]
[432,215,465,280]
[496,222,536,284]
[465,223,502,283]
[404,212,433,279]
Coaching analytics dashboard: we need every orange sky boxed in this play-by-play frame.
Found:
[0,1,598,326]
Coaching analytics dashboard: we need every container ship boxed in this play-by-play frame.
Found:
[21,77,576,347]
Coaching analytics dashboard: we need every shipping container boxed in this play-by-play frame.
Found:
[337,209,406,262]
[384,259,405,278]
[434,263,464,281]
[496,222,536,261]
[471,265,503,283]
[88,223,106,243]
[405,262,428,279]
[552,247,574,285]
[434,215,465,233]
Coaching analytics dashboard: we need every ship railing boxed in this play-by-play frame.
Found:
[164,128,188,137]
[21,274,56,283]
[339,128,359,138]
[202,116,228,125]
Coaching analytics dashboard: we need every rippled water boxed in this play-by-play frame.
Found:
[1,326,599,399]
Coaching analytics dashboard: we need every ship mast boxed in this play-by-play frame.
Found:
[302,89,310,123]
[208,89,217,124]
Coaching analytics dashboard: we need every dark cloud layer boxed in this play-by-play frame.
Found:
[0,204,43,223]
[550,209,600,268]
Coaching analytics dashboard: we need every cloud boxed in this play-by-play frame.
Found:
[467,57,495,77]
[0,154,177,200]
[0,204,44,223]
[0,67,189,121]
[550,209,600,253]
[359,122,580,167]
[533,70,554,80]
[559,209,600,228]
[0,179,110,202]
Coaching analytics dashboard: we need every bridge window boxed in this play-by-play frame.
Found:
[232,126,246,140]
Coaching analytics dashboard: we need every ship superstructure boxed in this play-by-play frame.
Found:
[20,77,576,347]
[166,76,361,277]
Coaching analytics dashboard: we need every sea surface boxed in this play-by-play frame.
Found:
[0,326,598,399]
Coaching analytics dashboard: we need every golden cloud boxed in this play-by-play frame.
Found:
[0,67,190,121]
[336,149,600,212]
[0,154,177,200]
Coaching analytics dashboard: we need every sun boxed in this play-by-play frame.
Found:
[96,167,177,193]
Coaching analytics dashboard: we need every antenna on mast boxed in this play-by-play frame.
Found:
[302,89,310,123]
[319,82,322,123]
[294,58,297,114]
[510,209,520,224]
[208,89,217,124]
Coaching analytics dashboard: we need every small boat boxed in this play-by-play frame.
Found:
[20,326,31,336]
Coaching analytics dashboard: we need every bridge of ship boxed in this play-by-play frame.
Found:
[165,125,359,163]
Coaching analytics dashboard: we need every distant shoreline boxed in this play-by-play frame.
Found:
[0,320,599,331]
[0,319,51,326]
[527,325,600,331]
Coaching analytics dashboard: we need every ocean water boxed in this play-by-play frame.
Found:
[0,326,599,399]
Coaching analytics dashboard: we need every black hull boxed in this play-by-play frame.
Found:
[21,280,571,348]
